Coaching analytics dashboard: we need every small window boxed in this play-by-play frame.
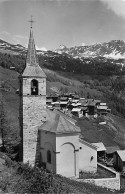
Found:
[31,79,38,95]
[47,150,51,164]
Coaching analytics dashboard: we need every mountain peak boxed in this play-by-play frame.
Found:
[59,45,67,50]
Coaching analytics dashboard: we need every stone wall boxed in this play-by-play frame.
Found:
[76,163,120,191]
[83,175,120,190]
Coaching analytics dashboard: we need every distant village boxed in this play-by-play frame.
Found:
[46,92,111,119]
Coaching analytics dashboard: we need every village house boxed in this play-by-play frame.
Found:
[46,96,53,106]
[113,150,125,172]
[106,146,120,159]
[92,142,106,161]
[97,103,111,116]
[71,107,83,118]
[59,96,68,109]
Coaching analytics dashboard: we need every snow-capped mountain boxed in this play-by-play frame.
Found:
[55,40,125,59]
[0,38,125,76]
[0,39,27,55]
[1,38,125,61]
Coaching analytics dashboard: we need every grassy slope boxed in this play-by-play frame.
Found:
[0,67,19,136]
[0,153,119,194]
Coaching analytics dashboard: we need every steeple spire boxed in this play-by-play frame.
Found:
[26,28,38,66]
[22,17,46,77]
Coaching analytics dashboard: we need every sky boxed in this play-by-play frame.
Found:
[0,0,125,50]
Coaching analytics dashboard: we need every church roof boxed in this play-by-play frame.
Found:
[39,109,81,134]
[22,28,46,78]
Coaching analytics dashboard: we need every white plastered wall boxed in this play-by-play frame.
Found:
[79,140,97,173]
[56,133,80,178]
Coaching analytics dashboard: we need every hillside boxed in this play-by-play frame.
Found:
[0,66,125,154]
[0,153,119,194]
[0,37,125,157]
[0,38,125,77]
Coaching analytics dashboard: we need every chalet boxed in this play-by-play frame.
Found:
[71,102,81,109]
[71,108,83,118]
[114,150,125,171]
[106,146,120,158]
[51,101,60,110]
[97,103,111,116]
[46,96,53,105]
[46,97,53,110]
[72,94,80,103]
[87,100,96,116]
[49,93,59,102]
[79,99,101,118]
[92,142,106,161]
[79,99,88,110]
[81,106,88,116]
[67,102,81,110]
[59,97,68,109]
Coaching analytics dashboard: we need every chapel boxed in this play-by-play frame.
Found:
[19,25,97,178]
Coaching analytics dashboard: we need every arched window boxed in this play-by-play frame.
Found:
[31,79,38,95]
[47,150,51,164]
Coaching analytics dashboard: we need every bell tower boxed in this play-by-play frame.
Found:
[19,19,46,166]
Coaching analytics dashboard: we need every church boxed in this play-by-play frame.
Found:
[19,25,97,178]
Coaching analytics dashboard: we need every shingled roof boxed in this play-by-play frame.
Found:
[39,109,81,134]
[22,28,46,78]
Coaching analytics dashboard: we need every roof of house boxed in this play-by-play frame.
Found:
[87,101,96,106]
[46,99,53,102]
[116,150,125,161]
[79,99,101,107]
[100,103,107,106]
[79,100,88,107]
[60,101,68,105]
[22,29,46,78]
[39,109,81,134]
[73,95,79,99]
[71,103,81,107]
[97,105,108,110]
[92,142,106,151]
[60,97,68,101]
[81,107,88,111]
[106,146,120,154]
[71,108,81,112]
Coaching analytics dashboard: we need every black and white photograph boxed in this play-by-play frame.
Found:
[0,0,125,193]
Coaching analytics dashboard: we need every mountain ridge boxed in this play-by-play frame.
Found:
[1,38,125,60]
[55,40,125,60]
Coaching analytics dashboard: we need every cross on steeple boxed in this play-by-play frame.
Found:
[28,15,35,29]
